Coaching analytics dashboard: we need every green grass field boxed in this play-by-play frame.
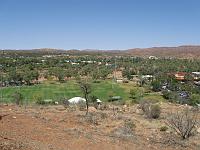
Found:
[0,80,131,103]
[0,80,164,104]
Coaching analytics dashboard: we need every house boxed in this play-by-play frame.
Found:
[149,56,158,60]
[192,72,200,81]
[174,72,187,81]
[142,75,153,81]
[116,78,123,83]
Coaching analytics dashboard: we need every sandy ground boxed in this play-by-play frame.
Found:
[0,103,200,150]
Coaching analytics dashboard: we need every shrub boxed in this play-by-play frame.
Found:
[89,95,98,103]
[33,94,43,104]
[62,98,70,108]
[112,119,135,138]
[85,112,98,125]
[189,94,200,106]
[150,104,161,119]
[99,112,108,119]
[124,119,136,130]
[130,89,137,99]
[93,80,101,83]
[139,99,161,119]
[160,126,168,132]
[166,108,199,139]
[162,90,182,104]
[36,99,45,105]
[151,80,161,92]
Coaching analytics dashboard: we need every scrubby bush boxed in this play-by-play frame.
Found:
[166,108,199,139]
[112,119,135,138]
[160,126,168,132]
[162,90,178,102]
[35,99,45,105]
[89,95,98,104]
[124,119,136,130]
[150,104,161,119]
[189,94,200,106]
[151,80,161,92]
[62,98,70,108]
[33,94,43,104]
[85,112,98,125]
[130,89,137,99]
[139,99,161,119]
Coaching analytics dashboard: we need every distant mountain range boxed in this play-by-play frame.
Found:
[1,45,200,58]
[125,46,200,58]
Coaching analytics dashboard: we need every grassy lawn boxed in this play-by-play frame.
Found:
[0,80,132,103]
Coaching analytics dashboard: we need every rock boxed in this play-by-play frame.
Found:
[12,116,17,119]
[135,108,143,114]
[197,128,200,133]
[54,101,59,105]
[88,107,97,112]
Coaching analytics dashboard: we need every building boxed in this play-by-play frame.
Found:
[174,72,187,81]
[192,72,200,81]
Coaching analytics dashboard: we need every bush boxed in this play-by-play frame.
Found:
[166,108,199,139]
[130,89,137,99]
[112,119,135,138]
[162,90,179,103]
[139,99,161,119]
[160,126,168,132]
[150,104,161,119]
[62,98,70,108]
[33,94,43,104]
[35,99,45,105]
[89,95,98,103]
[151,80,161,92]
[93,80,101,83]
[85,112,98,125]
[124,119,136,130]
[189,94,200,106]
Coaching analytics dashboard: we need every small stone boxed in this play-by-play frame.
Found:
[12,116,17,119]
[197,128,200,133]
[135,109,143,114]
[88,107,97,112]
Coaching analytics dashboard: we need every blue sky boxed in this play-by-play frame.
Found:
[0,0,200,50]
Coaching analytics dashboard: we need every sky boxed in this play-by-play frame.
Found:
[0,0,200,50]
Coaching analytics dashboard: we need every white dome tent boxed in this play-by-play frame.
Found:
[68,97,86,104]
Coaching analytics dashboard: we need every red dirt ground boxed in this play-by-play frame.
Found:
[0,104,200,150]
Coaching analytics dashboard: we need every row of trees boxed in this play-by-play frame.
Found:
[2,67,39,86]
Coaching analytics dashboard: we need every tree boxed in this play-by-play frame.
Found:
[122,68,132,80]
[50,67,65,82]
[91,70,100,81]
[79,80,92,115]
[22,69,38,85]
[8,68,23,85]
[166,109,199,139]
[99,68,110,80]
